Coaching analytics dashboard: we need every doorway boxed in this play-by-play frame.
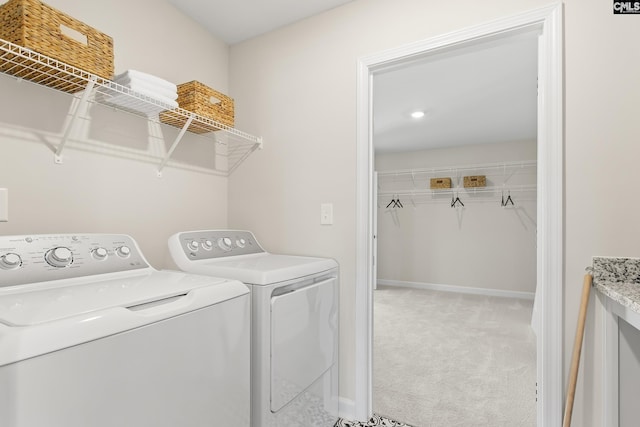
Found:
[354,4,563,427]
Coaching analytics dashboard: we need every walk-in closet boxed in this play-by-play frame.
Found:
[371,28,540,426]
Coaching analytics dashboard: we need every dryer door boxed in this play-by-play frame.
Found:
[270,276,337,412]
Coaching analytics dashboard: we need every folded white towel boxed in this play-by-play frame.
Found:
[113,70,177,92]
[114,78,178,101]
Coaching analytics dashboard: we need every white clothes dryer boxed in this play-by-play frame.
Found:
[0,234,250,427]
[168,230,339,427]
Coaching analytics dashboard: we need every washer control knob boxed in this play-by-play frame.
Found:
[187,240,200,252]
[116,246,131,258]
[0,253,22,270]
[202,240,213,250]
[218,237,232,251]
[92,247,108,261]
[45,247,73,268]
[236,238,246,248]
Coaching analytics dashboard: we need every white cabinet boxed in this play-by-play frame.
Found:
[600,293,640,427]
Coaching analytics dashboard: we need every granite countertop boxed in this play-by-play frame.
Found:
[592,257,640,313]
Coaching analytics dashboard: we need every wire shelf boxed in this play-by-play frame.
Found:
[377,160,537,207]
[376,160,537,179]
[0,38,262,176]
[378,160,537,191]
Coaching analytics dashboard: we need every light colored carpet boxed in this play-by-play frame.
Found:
[373,285,536,427]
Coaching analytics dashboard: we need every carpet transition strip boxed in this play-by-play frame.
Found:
[335,414,416,427]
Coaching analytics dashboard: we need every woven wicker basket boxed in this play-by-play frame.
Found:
[430,177,452,189]
[0,0,113,91]
[160,81,235,134]
[463,175,486,188]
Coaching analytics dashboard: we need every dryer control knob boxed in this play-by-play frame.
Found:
[202,240,213,250]
[45,247,73,268]
[187,240,200,251]
[236,238,246,248]
[218,237,232,251]
[0,253,22,270]
[116,246,131,258]
[92,247,108,261]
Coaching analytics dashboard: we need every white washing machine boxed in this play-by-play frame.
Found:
[168,230,339,427]
[0,234,250,427]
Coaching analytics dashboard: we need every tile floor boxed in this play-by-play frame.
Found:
[335,414,415,427]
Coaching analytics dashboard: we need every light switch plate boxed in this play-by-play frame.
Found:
[320,203,333,225]
[0,188,7,222]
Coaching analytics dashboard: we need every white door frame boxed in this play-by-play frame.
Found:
[354,3,563,426]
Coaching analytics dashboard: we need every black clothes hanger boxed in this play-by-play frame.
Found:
[450,193,464,208]
[501,190,514,207]
[505,193,514,206]
[386,196,403,208]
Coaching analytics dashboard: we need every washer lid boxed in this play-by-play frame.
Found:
[187,253,337,285]
[0,271,249,367]
[0,270,240,327]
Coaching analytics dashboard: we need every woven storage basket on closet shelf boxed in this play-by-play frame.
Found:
[160,81,235,134]
[430,177,452,189]
[463,175,486,188]
[0,0,114,92]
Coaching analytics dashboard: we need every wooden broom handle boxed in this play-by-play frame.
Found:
[563,274,593,427]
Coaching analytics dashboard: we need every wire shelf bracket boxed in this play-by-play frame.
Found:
[157,113,195,177]
[55,75,97,164]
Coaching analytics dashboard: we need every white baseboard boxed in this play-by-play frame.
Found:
[338,396,357,421]
[377,279,535,300]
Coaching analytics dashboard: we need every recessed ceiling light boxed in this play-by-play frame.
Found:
[411,111,425,119]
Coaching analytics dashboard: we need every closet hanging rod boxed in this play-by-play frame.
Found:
[378,184,537,197]
[379,196,537,206]
[376,160,537,178]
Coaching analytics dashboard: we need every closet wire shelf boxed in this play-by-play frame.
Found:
[376,160,537,180]
[377,160,537,206]
[0,38,262,176]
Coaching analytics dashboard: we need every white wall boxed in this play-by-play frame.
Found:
[0,0,230,268]
[375,141,537,294]
[229,0,640,424]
